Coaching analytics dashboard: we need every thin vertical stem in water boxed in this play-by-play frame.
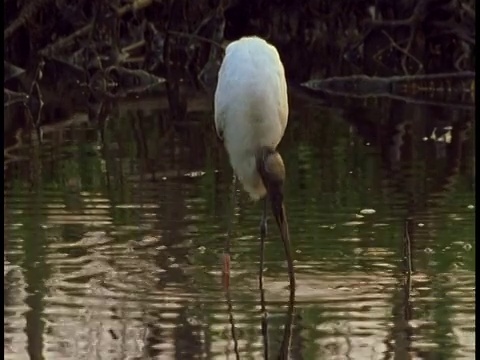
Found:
[403,219,413,320]
[403,219,413,276]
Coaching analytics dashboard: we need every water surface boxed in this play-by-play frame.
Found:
[4,91,475,359]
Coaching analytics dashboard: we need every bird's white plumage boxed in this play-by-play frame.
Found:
[214,36,288,200]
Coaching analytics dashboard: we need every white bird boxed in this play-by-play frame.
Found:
[214,36,295,289]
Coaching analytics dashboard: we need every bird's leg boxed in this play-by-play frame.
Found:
[222,175,237,289]
[259,197,268,288]
[259,196,269,358]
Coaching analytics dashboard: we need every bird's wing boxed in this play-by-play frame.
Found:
[214,109,224,141]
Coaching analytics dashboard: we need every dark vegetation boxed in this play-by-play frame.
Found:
[3,0,476,137]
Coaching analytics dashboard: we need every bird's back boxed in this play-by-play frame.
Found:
[215,37,288,146]
[214,37,288,199]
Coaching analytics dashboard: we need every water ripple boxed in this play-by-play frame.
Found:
[4,101,475,359]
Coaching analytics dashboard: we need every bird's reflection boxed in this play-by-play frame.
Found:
[275,287,295,360]
[260,284,269,359]
[224,279,295,359]
[224,286,240,360]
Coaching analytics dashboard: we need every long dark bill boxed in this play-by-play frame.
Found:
[271,198,296,291]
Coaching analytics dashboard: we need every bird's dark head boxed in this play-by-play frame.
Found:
[257,147,288,235]
[256,147,285,207]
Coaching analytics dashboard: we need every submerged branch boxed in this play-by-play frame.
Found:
[302,72,475,110]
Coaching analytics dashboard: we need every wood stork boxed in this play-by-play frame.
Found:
[214,36,295,290]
